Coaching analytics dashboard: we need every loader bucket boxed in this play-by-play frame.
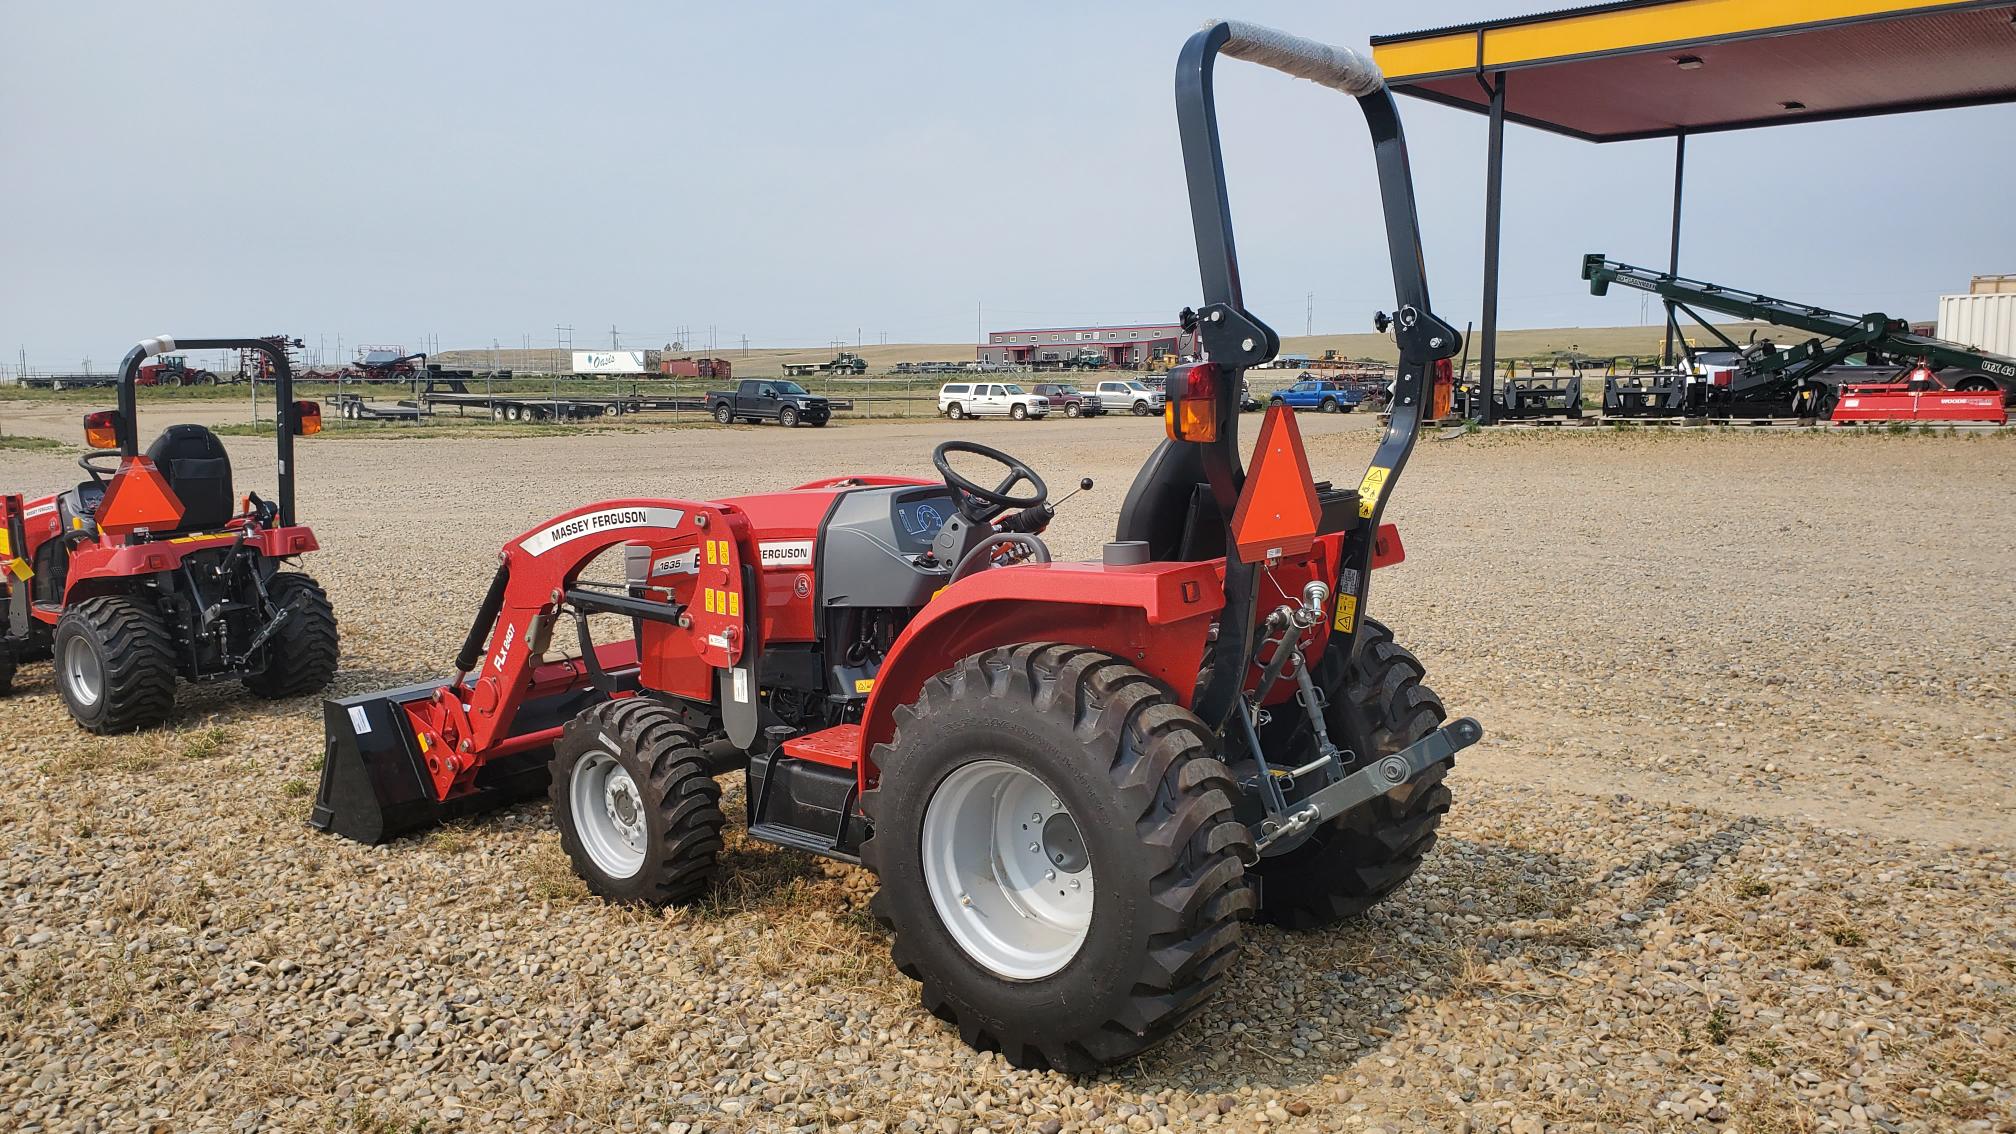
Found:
[311,680,598,843]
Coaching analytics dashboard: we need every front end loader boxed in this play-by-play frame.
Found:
[315,19,1478,1073]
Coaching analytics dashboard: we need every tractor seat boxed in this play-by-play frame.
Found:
[56,481,106,536]
[145,424,235,532]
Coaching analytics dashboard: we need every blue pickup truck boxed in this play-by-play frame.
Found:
[1268,377,1362,413]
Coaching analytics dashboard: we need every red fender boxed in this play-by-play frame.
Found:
[856,558,1224,788]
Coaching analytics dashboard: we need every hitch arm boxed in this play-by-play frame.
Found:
[1253,717,1483,853]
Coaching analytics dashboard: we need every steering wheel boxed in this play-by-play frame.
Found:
[78,450,122,486]
[932,440,1047,521]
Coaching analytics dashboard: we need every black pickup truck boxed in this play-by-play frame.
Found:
[707,378,832,427]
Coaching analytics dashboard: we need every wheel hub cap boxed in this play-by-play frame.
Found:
[63,637,103,707]
[571,751,647,878]
[921,760,1094,980]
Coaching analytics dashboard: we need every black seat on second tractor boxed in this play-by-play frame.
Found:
[145,424,235,531]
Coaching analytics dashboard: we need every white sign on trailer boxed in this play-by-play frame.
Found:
[572,350,648,375]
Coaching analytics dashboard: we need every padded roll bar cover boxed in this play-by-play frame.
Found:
[1211,19,1383,96]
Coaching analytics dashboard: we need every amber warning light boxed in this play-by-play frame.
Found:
[83,410,120,450]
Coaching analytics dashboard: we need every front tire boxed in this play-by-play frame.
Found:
[550,699,725,904]
[52,596,178,734]
[780,406,800,428]
[1010,403,1028,421]
[1064,402,1081,418]
[862,644,1254,1074]
[1133,400,1152,416]
[242,573,339,699]
[1248,618,1452,929]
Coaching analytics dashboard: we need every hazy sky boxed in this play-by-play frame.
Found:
[5,1,2011,368]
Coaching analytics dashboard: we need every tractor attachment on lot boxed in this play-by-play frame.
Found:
[316,19,1480,1074]
[2,337,338,731]
[1585,254,2016,423]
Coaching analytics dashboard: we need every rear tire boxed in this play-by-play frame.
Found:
[1248,618,1452,930]
[242,573,339,699]
[949,403,966,420]
[1321,397,1339,413]
[551,699,725,904]
[713,403,734,424]
[862,644,1254,1074]
[52,596,178,734]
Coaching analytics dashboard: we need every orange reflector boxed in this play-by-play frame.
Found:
[83,410,120,450]
[95,456,186,535]
[1431,358,1453,419]
[293,400,322,436]
[1227,404,1321,563]
[1163,363,1219,443]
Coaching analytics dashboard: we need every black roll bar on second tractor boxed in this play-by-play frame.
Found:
[1173,19,1462,730]
[116,336,302,527]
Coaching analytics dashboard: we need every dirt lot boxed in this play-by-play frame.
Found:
[1,411,2012,1133]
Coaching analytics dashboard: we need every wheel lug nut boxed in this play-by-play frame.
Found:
[1029,842,1040,853]
[1045,870,1056,881]
[1070,879,1081,890]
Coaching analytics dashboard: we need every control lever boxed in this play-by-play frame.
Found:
[999,477,1094,535]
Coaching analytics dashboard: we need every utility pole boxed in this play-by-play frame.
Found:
[1306,292,1313,338]
[740,335,749,357]
[611,323,620,349]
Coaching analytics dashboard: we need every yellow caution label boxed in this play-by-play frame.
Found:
[1333,592,1359,631]
[6,557,30,583]
[703,589,718,614]
[0,531,9,557]
[705,541,719,566]
[727,591,740,618]
[854,678,875,694]
[1356,466,1391,519]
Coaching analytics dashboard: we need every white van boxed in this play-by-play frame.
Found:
[1095,378,1166,416]
[938,382,1052,420]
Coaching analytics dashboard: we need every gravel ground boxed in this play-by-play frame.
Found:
[2,412,2012,1133]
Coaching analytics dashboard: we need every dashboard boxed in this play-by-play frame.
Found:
[894,497,951,545]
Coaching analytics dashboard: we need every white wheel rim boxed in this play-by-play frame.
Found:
[921,760,1093,980]
[63,636,103,707]
[570,750,648,879]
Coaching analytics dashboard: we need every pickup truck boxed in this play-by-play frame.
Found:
[1268,377,1361,413]
[708,379,832,427]
[1030,383,1105,418]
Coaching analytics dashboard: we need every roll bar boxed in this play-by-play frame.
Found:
[114,336,302,527]
[1175,19,1462,728]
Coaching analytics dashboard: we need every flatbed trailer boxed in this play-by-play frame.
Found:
[325,392,424,422]
[1584,254,2016,420]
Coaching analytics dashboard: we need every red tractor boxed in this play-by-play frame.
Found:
[1,337,339,732]
[314,21,1478,1072]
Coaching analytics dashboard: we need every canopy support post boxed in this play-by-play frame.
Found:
[1477,70,1506,425]
[1662,131,1687,367]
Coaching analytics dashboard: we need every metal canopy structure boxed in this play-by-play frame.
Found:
[1370,0,2016,421]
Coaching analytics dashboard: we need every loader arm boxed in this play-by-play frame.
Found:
[315,497,754,841]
